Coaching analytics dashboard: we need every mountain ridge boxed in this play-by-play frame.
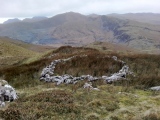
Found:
[108,13,160,25]
[3,16,48,24]
[0,12,160,53]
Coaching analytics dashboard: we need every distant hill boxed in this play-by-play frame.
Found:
[22,16,48,23]
[3,18,21,24]
[0,12,160,54]
[87,41,139,54]
[108,13,160,25]
[3,16,48,24]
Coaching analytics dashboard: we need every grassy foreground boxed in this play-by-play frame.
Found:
[0,46,160,120]
[0,83,160,120]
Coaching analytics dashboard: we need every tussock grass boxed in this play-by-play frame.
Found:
[0,46,122,88]
[55,53,122,77]
[120,54,160,88]
[0,45,159,89]
[0,90,81,120]
[0,46,160,119]
[0,82,160,120]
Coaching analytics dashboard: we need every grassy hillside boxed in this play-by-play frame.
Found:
[0,37,37,56]
[0,37,54,68]
[0,46,159,120]
[0,46,159,88]
[87,41,139,54]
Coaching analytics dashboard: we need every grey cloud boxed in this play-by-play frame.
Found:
[0,0,160,18]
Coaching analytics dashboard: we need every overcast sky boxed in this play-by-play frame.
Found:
[0,0,160,23]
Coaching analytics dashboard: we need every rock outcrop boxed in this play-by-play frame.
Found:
[102,65,133,83]
[83,82,100,91]
[0,80,18,107]
[149,86,160,91]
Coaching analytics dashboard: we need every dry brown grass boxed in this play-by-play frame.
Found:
[0,46,160,120]
[120,54,160,88]
[0,46,159,89]
[55,53,122,77]
[0,90,81,120]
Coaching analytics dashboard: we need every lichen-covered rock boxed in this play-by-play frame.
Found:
[102,65,133,83]
[149,86,160,91]
[83,82,100,91]
[0,80,18,107]
[0,80,8,86]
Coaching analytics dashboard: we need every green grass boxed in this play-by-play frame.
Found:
[0,37,55,69]
[0,83,159,120]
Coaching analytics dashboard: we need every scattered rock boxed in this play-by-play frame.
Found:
[112,56,118,61]
[102,65,133,83]
[40,55,134,90]
[0,80,8,86]
[83,82,93,89]
[149,86,160,91]
[0,80,18,107]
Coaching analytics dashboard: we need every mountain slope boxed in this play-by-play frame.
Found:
[3,18,21,24]
[109,13,160,25]
[0,12,160,53]
[22,16,48,23]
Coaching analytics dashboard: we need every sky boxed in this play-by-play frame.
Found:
[0,0,160,23]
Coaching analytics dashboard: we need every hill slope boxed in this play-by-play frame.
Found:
[0,46,160,119]
[0,37,54,68]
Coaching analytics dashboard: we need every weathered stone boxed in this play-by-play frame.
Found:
[83,82,93,89]
[39,55,134,90]
[0,81,18,107]
[112,56,118,61]
[0,80,8,86]
[83,82,100,91]
[102,65,133,83]
[149,86,160,91]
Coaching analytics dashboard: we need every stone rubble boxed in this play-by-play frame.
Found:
[149,86,160,91]
[0,80,18,107]
[102,65,134,83]
[40,55,134,88]
[83,82,100,91]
